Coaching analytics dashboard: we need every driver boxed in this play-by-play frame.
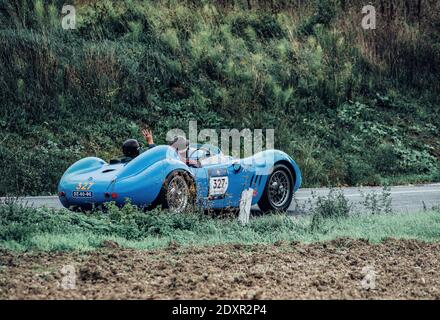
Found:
[167,135,189,161]
[167,135,202,167]
[112,128,156,164]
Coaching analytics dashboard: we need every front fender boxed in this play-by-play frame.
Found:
[271,150,302,192]
[247,149,302,195]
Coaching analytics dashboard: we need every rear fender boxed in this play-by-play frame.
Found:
[61,157,106,178]
[116,145,180,180]
[112,158,193,206]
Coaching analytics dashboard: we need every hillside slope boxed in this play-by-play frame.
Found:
[0,0,439,195]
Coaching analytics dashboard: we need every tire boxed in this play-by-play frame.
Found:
[158,170,196,213]
[258,164,294,214]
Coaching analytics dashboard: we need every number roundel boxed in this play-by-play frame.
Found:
[209,176,229,196]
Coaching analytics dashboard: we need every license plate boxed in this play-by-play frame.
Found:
[209,176,229,196]
[72,191,93,198]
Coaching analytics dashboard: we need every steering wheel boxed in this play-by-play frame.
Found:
[189,146,211,161]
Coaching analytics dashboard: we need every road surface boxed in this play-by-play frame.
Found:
[6,183,440,214]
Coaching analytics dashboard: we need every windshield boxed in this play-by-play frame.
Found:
[187,143,222,160]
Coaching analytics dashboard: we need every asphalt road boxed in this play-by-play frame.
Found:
[289,183,440,214]
[6,183,440,214]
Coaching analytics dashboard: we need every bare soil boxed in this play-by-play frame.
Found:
[1,239,439,299]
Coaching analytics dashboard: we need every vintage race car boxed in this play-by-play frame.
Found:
[58,144,302,213]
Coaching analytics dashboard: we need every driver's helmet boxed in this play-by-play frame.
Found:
[122,139,141,158]
[168,136,189,153]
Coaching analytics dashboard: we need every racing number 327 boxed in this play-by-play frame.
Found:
[209,176,229,196]
[76,182,94,191]
[213,178,227,189]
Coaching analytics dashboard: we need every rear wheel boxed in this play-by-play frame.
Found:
[159,170,195,213]
[258,164,293,213]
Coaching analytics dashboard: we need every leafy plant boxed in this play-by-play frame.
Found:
[359,186,392,215]
[0,0,438,196]
[309,188,351,231]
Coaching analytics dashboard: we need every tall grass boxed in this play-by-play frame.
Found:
[0,0,439,195]
[1,199,439,252]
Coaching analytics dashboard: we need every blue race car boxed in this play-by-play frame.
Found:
[58,144,301,213]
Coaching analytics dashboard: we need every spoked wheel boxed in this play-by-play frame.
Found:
[258,164,294,213]
[166,175,190,213]
[159,170,195,213]
[268,170,290,207]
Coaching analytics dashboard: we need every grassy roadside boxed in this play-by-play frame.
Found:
[1,199,439,252]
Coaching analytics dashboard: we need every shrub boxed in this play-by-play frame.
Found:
[310,188,351,216]
[359,186,392,215]
[0,0,438,196]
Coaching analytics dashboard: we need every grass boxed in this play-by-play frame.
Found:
[1,200,439,252]
[0,0,439,196]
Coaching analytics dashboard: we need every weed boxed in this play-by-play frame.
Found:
[360,186,392,215]
[1,194,440,252]
[309,188,351,231]
[0,0,439,196]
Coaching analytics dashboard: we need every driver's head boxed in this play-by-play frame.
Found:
[122,139,141,158]
[168,136,189,154]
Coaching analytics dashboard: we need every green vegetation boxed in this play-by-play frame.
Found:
[1,196,439,252]
[0,0,439,196]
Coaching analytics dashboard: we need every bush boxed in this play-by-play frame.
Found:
[231,12,285,40]
[346,156,381,186]
[0,0,438,196]
[360,186,392,215]
[309,188,351,221]
[298,0,337,36]
[2,194,439,252]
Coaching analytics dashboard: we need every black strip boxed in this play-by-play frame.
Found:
[0,300,432,319]
[256,175,262,185]
[249,174,255,187]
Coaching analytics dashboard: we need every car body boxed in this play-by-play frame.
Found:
[58,144,302,213]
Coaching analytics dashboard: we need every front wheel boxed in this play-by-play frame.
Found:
[258,164,294,213]
[159,170,196,213]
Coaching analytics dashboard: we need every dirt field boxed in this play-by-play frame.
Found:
[1,239,439,299]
